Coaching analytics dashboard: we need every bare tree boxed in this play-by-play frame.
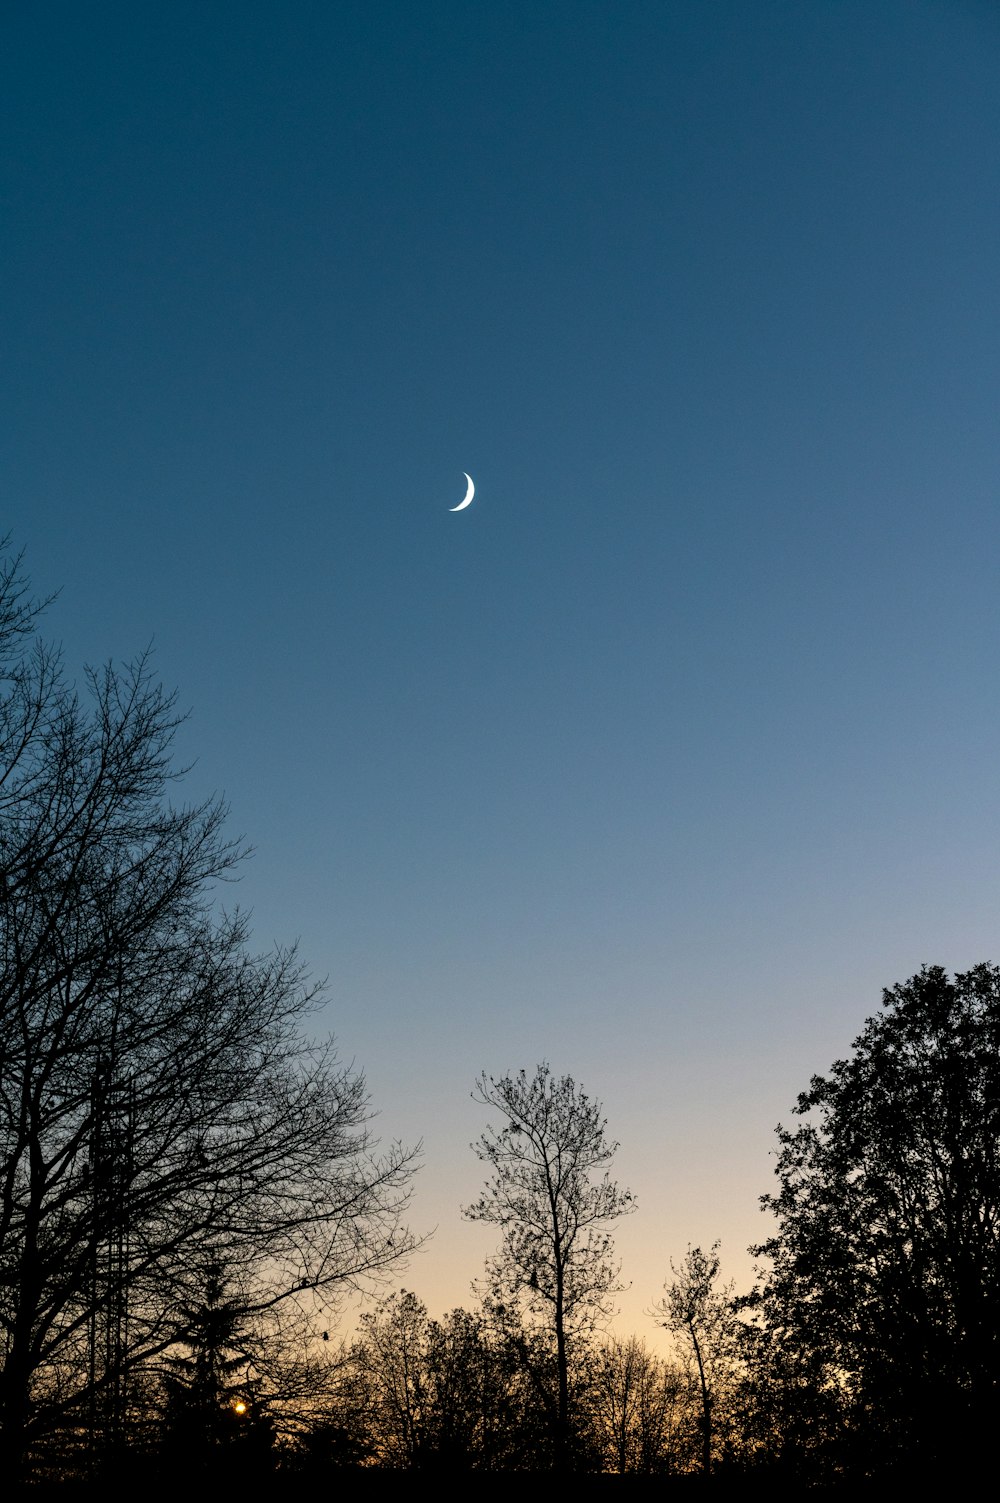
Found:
[354,1289,537,1472]
[588,1336,687,1475]
[464,1064,633,1468]
[0,547,418,1476]
[355,1290,428,1467]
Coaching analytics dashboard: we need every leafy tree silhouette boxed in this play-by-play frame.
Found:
[749,963,1000,1480]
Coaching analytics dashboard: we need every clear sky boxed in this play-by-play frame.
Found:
[4,0,1000,1344]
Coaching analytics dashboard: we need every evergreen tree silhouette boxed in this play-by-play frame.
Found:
[161,1264,274,1475]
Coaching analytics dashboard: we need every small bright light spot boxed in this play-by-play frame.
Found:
[232,1399,247,1415]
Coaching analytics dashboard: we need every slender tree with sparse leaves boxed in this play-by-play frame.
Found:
[653,1243,736,1475]
[464,1064,634,1469]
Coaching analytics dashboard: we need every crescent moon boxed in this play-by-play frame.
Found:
[450,473,475,512]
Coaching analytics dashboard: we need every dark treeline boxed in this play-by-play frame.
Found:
[317,963,1000,1488]
[2,545,999,1488]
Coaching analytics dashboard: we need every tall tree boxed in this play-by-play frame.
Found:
[748,963,1000,1480]
[0,547,417,1476]
[464,1064,633,1469]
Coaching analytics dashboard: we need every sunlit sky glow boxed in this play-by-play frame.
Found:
[4,0,1000,1344]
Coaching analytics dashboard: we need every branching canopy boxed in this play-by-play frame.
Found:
[0,545,418,1470]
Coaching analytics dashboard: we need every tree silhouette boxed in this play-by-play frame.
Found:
[161,1264,272,1474]
[588,1336,685,1475]
[464,1064,634,1469]
[653,1243,736,1475]
[354,1288,561,1472]
[748,963,1000,1479]
[0,546,418,1477]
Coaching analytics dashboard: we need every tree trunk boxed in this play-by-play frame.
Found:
[689,1322,711,1475]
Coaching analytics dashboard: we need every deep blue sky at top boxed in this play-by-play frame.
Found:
[4,1,1000,1327]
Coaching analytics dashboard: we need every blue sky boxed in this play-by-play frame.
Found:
[4,0,1000,1339]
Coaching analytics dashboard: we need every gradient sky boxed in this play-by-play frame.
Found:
[4,0,1000,1345]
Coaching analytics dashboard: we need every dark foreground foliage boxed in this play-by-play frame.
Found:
[747,963,1000,1481]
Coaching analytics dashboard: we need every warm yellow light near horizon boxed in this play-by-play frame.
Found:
[450,472,475,511]
[232,1399,247,1415]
